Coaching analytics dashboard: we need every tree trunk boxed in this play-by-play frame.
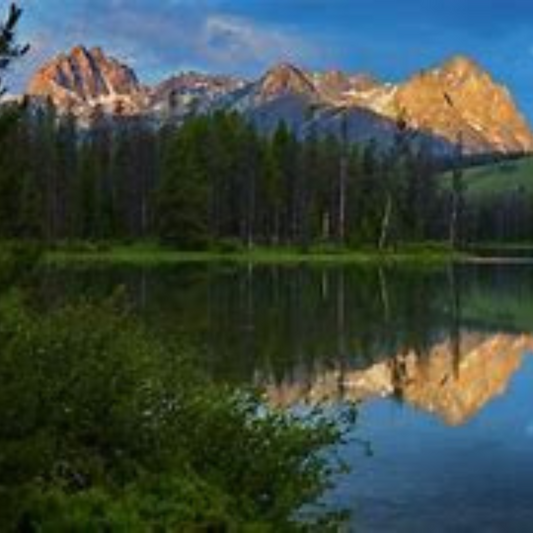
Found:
[379,194,392,250]
[338,155,347,244]
[449,192,459,249]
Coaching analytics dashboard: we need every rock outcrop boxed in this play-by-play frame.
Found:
[27,45,148,120]
[393,56,533,155]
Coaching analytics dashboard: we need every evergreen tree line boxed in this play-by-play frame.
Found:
[0,100,531,248]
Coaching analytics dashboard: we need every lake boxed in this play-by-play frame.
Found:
[38,261,533,532]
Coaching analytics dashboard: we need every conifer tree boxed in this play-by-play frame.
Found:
[0,3,28,97]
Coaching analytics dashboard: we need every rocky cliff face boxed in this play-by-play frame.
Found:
[220,56,533,156]
[393,56,533,155]
[26,46,533,156]
[150,71,245,120]
[258,63,319,103]
[27,46,148,120]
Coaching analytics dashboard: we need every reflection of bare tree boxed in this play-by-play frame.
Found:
[390,354,409,402]
[140,268,147,312]
[378,267,391,322]
[448,262,462,377]
[244,262,255,365]
[337,268,347,397]
[321,269,329,301]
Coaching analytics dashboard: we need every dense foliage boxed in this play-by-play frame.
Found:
[0,291,350,531]
[5,96,527,248]
[0,104,452,247]
[0,3,28,97]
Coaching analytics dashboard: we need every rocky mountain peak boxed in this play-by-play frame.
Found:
[154,71,244,97]
[27,45,146,119]
[23,45,533,157]
[441,54,483,78]
[350,73,381,92]
[393,55,533,154]
[314,69,352,101]
[150,71,246,119]
[320,69,351,89]
[259,63,317,101]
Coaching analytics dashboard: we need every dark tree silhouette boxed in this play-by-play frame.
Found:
[0,3,29,96]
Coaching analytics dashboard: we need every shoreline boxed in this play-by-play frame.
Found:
[44,243,469,266]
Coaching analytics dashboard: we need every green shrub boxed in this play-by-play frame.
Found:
[0,241,42,287]
[0,294,348,531]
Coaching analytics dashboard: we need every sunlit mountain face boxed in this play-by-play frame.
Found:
[25,45,533,156]
[15,0,533,123]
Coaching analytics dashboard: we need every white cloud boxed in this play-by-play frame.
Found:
[200,15,315,69]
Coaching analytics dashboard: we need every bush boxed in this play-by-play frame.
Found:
[0,241,42,287]
[0,293,349,531]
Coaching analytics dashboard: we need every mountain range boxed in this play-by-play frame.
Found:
[26,45,533,157]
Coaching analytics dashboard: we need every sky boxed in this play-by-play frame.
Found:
[8,0,533,121]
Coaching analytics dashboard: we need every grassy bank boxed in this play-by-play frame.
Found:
[44,242,468,266]
[441,156,533,203]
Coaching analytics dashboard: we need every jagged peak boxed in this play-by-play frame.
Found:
[70,44,90,56]
[440,54,484,76]
[260,62,316,99]
[27,44,145,119]
[88,46,109,62]
[50,45,131,70]
[350,73,382,91]
[321,68,349,81]
[23,44,533,155]
[264,61,307,76]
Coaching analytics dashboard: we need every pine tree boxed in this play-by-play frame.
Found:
[0,107,26,236]
[260,139,283,244]
[0,3,29,97]
[156,118,210,248]
[378,113,411,250]
[271,122,300,244]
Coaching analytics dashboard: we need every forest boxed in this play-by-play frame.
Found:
[4,88,533,251]
[0,96,530,251]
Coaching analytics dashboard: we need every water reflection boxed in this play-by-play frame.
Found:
[37,262,533,423]
[36,261,533,531]
[268,332,533,425]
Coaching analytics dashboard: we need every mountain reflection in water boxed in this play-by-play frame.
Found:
[37,261,533,532]
[267,332,533,426]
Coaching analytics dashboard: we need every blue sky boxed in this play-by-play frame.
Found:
[10,0,533,121]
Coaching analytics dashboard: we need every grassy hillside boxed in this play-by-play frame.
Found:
[442,157,533,201]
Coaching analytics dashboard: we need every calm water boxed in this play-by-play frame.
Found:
[38,261,533,532]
